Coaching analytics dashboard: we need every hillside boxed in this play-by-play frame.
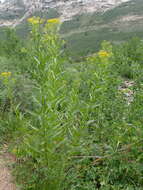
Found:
[61,0,143,57]
[0,0,131,26]
[0,0,143,57]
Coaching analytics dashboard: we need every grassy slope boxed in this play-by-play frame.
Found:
[0,0,143,58]
[61,0,143,57]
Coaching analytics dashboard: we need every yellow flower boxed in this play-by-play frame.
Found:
[1,72,11,77]
[27,17,44,25]
[47,18,60,24]
[98,50,110,58]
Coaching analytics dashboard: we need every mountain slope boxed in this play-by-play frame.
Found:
[0,0,143,57]
[61,0,143,57]
[0,0,131,26]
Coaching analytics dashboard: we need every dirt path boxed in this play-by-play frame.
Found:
[0,145,16,190]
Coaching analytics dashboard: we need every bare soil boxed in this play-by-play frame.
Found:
[0,145,16,190]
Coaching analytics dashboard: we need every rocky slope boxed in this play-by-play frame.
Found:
[0,0,131,27]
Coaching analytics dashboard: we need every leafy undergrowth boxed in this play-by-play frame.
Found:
[0,17,143,190]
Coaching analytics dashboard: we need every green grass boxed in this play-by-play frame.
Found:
[60,12,102,34]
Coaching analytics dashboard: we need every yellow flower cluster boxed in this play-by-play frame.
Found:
[27,17,44,25]
[47,18,60,24]
[98,50,110,58]
[1,72,11,77]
